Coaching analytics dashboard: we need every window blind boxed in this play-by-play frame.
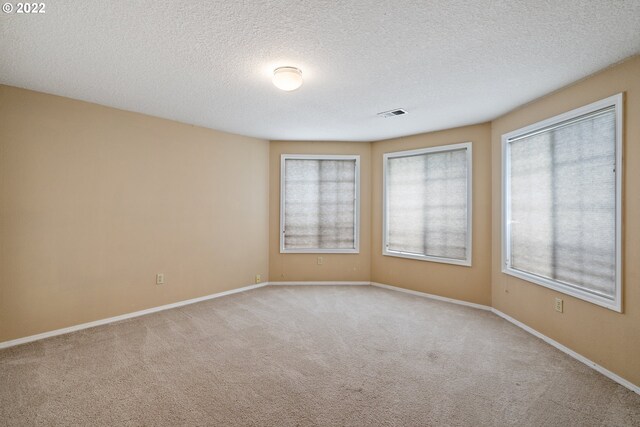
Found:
[508,107,617,299]
[386,148,469,261]
[283,158,357,250]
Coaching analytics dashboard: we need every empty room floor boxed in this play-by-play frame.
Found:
[1,285,638,426]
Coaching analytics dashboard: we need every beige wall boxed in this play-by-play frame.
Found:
[269,141,371,282]
[491,56,640,386]
[3,56,639,388]
[0,85,270,342]
[370,124,493,306]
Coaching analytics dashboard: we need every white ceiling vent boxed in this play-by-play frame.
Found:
[377,108,408,118]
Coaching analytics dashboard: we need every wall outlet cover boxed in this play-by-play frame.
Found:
[555,298,563,313]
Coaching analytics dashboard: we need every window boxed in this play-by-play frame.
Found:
[383,143,472,266]
[280,154,360,253]
[502,94,622,311]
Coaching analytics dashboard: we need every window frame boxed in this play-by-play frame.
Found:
[280,154,361,254]
[382,142,473,266]
[501,93,623,312]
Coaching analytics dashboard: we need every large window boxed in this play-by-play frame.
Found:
[383,143,472,266]
[280,154,360,253]
[502,94,622,311]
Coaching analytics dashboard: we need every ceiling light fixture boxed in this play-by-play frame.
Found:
[272,66,303,91]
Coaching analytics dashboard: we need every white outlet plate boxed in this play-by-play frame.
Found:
[156,273,164,285]
[554,298,563,313]
[317,257,323,265]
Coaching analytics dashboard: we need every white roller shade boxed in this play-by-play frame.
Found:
[385,144,471,263]
[282,157,358,251]
[508,107,617,299]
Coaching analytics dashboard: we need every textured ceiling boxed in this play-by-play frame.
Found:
[1,1,639,141]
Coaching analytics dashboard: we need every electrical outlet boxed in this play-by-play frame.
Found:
[554,297,563,313]
[255,274,261,284]
[156,273,164,285]
[317,256,323,265]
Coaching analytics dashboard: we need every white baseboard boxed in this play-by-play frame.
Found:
[491,308,639,395]
[268,281,370,286]
[2,280,637,395]
[370,282,492,311]
[372,281,638,394]
[0,281,367,349]
[0,282,268,350]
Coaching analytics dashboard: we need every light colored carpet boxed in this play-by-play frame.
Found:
[1,285,638,426]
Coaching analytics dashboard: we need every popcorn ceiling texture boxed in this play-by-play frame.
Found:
[1,0,639,141]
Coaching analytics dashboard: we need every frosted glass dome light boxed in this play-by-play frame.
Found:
[272,66,303,91]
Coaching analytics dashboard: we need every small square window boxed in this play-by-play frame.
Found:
[383,143,472,266]
[280,155,360,253]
